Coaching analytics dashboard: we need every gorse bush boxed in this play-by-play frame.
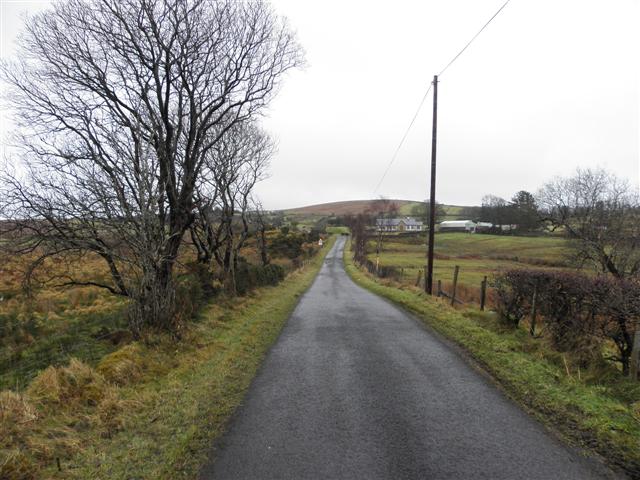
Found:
[493,269,640,373]
[234,261,286,295]
[269,233,306,259]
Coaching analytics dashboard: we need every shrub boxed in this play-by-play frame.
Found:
[534,272,598,357]
[590,277,640,375]
[234,261,286,295]
[174,273,205,327]
[493,269,640,372]
[269,233,305,259]
[491,269,544,327]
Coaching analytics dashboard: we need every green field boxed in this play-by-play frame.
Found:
[369,233,571,300]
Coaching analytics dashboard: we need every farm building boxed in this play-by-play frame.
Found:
[439,220,477,233]
[476,222,494,233]
[476,222,518,233]
[376,217,424,232]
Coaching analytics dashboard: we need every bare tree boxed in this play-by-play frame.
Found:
[190,121,273,294]
[537,168,640,278]
[410,200,446,224]
[253,201,271,267]
[0,0,303,333]
[346,213,372,265]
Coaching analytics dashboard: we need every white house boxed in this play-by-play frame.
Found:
[376,217,424,232]
[439,220,477,233]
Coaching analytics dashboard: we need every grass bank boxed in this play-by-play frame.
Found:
[2,236,336,480]
[344,241,640,479]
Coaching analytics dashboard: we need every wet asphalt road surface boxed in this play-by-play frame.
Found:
[200,237,621,480]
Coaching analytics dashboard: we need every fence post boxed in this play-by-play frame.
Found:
[450,265,459,307]
[415,269,422,287]
[480,276,487,311]
[437,279,442,297]
[530,283,538,337]
[630,327,640,381]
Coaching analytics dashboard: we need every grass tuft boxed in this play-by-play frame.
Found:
[27,359,110,408]
[0,449,37,480]
[96,344,145,386]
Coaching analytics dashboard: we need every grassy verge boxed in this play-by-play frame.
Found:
[3,235,336,480]
[344,241,640,478]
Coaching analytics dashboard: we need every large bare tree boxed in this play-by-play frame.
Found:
[0,0,303,332]
[537,168,640,278]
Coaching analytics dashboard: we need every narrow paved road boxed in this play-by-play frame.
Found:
[200,237,620,480]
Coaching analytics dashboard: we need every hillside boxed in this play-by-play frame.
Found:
[283,199,478,220]
[284,199,418,216]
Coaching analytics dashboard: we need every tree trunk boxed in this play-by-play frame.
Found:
[259,226,269,266]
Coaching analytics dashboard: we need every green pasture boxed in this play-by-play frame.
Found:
[369,233,572,289]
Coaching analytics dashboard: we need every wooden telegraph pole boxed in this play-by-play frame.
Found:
[425,75,438,294]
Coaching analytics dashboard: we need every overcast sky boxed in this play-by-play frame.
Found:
[1,0,638,210]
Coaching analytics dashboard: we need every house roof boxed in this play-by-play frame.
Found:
[376,216,423,227]
[439,220,476,227]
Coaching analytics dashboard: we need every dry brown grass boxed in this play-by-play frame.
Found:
[0,391,38,446]
[96,344,145,385]
[0,391,39,479]
[27,358,111,408]
[0,449,37,480]
[0,356,139,477]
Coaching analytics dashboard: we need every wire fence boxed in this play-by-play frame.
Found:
[0,309,127,391]
[357,258,493,311]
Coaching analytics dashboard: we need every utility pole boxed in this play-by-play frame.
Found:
[425,75,438,294]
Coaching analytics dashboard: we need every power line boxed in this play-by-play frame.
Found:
[373,0,512,195]
[438,0,511,77]
[373,83,432,195]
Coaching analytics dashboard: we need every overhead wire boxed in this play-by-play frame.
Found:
[438,0,511,77]
[372,0,512,195]
[372,83,433,195]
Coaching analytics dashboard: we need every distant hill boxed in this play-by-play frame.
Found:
[284,199,419,216]
[283,200,479,220]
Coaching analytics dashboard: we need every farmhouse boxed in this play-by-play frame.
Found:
[376,217,424,232]
[439,220,477,233]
